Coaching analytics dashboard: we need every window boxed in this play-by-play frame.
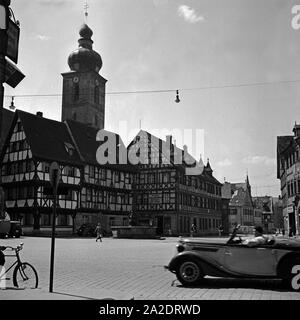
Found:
[57,214,68,226]
[99,169,106,180]
[148,173,155,184]
[163,193,170,203]
[73,83,79,101]
[90,166,95,178]
[26,160,34,172]
[115,171,120,183]
[18,187,25,199]
[41,214,51,226]
[61,190,73,201]
[109,217,115,226]
[162,172,170,183]
[142,194,148,204]
[27,187,34,198]
[94,86,100,104]
[87,188,92,202]
[43,162,50,173]
[16,121,22,132]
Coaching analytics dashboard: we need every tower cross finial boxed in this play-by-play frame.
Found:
[84,1,89,22]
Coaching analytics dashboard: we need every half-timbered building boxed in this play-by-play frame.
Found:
[0,110,83,235]
[128,130,223,236]
[66,119,135,231]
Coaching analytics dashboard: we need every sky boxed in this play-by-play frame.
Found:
[3,0,300,197]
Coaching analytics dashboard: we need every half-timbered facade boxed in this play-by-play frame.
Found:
[66,120,135,232]
[128,130,223,236]
[0,110,83,235]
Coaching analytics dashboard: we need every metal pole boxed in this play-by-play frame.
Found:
[0,53,5,154]
[49,170,58,293]
[0,0,9,148]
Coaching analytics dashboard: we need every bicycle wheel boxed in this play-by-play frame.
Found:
[13,262,38,289]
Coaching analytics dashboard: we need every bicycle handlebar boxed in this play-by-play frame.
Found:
[2,243,24,252]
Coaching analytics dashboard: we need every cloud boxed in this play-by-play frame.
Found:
[217,158,232,167]
[35,34,51,41]
[242,156,276,166]
[178,5,205,24]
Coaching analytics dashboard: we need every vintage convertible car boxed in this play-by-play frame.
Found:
[167,226,300,291]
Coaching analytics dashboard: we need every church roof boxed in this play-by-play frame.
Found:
[68,24,102,73]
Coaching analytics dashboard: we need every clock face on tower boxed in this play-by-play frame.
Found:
[73,76,79,83]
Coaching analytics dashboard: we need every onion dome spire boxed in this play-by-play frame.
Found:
[68,24,102,73]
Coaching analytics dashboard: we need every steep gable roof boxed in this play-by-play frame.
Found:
[277,135,294,178]
[0,108,14,152]
[128,130,222,184]
[16,110,82,166]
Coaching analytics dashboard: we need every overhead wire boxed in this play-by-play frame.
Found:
[4,78,300,99]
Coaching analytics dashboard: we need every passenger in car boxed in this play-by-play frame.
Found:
[242,226,269,247]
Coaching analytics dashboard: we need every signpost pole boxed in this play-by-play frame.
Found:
[49,168,58,293]
[0,0,9,149]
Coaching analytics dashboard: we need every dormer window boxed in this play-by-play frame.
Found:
[64,142,75,156]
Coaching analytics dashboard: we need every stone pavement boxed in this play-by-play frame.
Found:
[0,236,300,300]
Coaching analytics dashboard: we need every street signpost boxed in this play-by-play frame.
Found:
[5,57,24,87]
[49,162,60,293]
[6,17,19,63]
[0,1,24,168]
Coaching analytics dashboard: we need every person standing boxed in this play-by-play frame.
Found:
[190,224,196,237]
[218,225,224,237]
[95,223,102,242]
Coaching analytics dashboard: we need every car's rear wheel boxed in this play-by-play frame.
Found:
[176,258,204,286]
[279,257,300,291]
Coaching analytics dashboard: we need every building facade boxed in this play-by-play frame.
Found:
[128,130,223,236]
[277,124,300,236]
[252,196,274,233]
[221,177,254,232]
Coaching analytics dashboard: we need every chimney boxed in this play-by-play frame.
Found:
[166,135,172,147]
[36,111,43,117]
[293,122,300,137]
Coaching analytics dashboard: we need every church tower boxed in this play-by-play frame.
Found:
[61,23,106,129]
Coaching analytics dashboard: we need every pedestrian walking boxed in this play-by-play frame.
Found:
[190,224,196,237]
[95,223,102,242]
[218,225,224,237]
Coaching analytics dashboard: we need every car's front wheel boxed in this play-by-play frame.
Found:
[176,258,204,286]
[279,257,300,291]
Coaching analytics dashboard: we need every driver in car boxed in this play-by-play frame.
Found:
[242,226,269,247]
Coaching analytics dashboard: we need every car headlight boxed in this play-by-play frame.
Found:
[176,244,185,253]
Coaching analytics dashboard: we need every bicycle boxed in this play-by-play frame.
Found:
[0,243,38,289]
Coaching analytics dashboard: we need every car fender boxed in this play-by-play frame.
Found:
[168,251,203,271]
[168,251,228,277]
[277,252,300,277]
